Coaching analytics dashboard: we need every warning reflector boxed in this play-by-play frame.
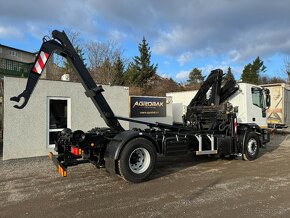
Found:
[32,51,49,74]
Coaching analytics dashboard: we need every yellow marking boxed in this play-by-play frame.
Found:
[57,164,67,177]
[90,143,95,147]
[48,152,53,160]
[63,170,67,177]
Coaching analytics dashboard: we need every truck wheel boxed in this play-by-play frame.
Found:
[118,138,156,183]
[243,132,260,161]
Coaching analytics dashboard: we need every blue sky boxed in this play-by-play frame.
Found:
[0,0,289,82]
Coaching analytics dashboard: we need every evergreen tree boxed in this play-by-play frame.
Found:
[241,56,266,84]
[132,37,158,87]
[112,56,125,85]
[124,62,139,86]
[225,67,235,80]
[187,68,205,84]
[75,45,86,66]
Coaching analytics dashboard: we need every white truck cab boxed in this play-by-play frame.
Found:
[167,82,270,129]
[228,83,270,128]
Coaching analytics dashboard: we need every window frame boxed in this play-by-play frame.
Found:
[10,50,18,57]
[47,97,71,148]
[251,87,263,109]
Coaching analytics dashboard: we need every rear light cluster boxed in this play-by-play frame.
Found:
[71,147,82,156]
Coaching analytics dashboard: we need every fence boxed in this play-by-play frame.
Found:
[0,58,33,78]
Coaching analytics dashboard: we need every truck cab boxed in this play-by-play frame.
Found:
[228,83,270,128]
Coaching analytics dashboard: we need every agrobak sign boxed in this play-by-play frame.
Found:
[130,96,166,118]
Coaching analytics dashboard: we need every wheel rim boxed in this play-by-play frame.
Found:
[247,138,257,156]
[129,148,151,174]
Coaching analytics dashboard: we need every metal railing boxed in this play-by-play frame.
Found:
[0,58,33,78]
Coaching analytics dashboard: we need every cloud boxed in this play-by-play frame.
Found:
[150,1,290,61]
[108,29,127,43]
[200,64,244,80]
[1,0,290,64]
[0,0,99,41]
[0,26,22,39]
[158,72,170,79]
[175,70,190,80]
[177,52,193,66]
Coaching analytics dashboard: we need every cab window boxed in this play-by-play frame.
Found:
[251,87,263,108]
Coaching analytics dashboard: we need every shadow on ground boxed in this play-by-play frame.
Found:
[151,133,288,181]
[259,133,287,157]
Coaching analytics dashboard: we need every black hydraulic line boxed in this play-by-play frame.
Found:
[10,30,124,131]
[209,70,223,105]
[116,116,185,130]
[187,69,239,108]
[185,69,240,126]
[188,69,224,107]
[220,79,239,103]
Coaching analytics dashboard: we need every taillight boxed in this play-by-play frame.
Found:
[71,147,82,156]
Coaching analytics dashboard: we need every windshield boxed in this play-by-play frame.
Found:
[251,87,263,108]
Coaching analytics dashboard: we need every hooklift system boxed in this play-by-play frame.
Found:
[11,30,270,183]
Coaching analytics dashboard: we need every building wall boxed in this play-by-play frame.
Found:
[0,45,35,63]
[166,91,197,123]
[3,77,129,160]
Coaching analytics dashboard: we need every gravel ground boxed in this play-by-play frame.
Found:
[0,134,290,218]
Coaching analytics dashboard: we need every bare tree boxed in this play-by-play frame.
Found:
[45,30,85,82]
[86,40,126,84]
[284,56,290,83]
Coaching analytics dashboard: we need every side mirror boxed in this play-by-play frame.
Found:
[264,88,271,108]
[266,94,271,108]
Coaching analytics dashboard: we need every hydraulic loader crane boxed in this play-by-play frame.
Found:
[11,30,271,183]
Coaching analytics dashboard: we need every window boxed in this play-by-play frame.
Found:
[251,87,263,108]
[10,50,18,57]
[47,97,71,148]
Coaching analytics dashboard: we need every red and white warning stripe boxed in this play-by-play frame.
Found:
[234,117,237,135]
[32,51,49,74]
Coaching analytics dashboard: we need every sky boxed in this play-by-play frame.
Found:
[0,0,290,82]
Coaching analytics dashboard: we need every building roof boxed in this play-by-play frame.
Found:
[0,44,36,55]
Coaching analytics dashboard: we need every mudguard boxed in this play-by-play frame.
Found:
[237,123,268,155]
[104,130,160,175]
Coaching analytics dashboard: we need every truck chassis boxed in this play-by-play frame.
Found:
[11,30,270,182]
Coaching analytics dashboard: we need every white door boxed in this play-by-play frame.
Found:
[47,97,71,148]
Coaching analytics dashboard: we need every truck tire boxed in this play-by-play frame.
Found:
[118,138,157,183]
[243,132,260,161]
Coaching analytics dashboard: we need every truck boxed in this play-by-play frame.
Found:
[168,83,271,130]
[10,30,271,183]
[260,83,290,129]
